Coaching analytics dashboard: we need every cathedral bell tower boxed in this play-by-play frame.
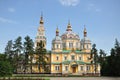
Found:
[35,14,46,48]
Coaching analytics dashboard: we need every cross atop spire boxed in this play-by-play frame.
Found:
[56,26,59,36]
[83,25,87,37]
[40,12,44,24]
[66,20,72,31]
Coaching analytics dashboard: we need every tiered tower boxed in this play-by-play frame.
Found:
[35,14,46,48]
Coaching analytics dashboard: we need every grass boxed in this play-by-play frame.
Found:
[0,77,50,80]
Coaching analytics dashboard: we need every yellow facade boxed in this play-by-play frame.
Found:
[31,16,100,76]
[50,22,100,76]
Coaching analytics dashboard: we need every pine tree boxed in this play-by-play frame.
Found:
[35,40,47,73]
[98,49,107,76]
[24,35,34,73]
[13,36,22,73]
[91,44,99,74]
[99,49,106,66]
[0,54,13,77]
[114,39,120,76]
[4,40,14,63]
[107,39,120,76]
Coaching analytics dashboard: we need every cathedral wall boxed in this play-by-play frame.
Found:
[62,39,80,50]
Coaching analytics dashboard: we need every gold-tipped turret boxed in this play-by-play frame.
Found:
[40,13,44,24]
[66,20,72,31]
[56,27,59,36]
[84,25,87,37]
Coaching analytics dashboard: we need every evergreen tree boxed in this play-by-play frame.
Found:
[35,41,47,73]
[5,40,13,61]
[109,48,116,76]
[91,44,99,74]
[114,39,120,76]
[13,36,22,73]
[98,49,107,76]
[99,49,106,66]
[105,39,120,76]
[24,35,34,73]
[0,54,13,77]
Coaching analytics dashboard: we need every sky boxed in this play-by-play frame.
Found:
[0,0,120,54]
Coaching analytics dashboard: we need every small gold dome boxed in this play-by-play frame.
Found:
[66,20,72,31]
[40,16,44,24]
[56,27,59,33]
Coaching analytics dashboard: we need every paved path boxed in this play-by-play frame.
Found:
[49,77,120,80]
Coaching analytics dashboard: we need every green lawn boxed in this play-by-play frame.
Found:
[0,77,50,80]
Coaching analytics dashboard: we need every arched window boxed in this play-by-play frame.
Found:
[79,56,82,60]
[56,44,59,49]
[69,42,73,48]
[63,43,66,48]
[64,56,67,60]
[71,55,75,60]
[87,44,89,49]
[56,56,59,60]
[76,42,78,48]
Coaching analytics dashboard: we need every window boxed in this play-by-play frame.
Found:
[80,66,84,71]
[76,42,78,48]
[64,56,67,60]
[55,66,59,71]
[71,55,75,60]
[39,32,41,35]
[87,44,89,49]
[69,42,73,48]
[56,44,59,49]
[87,57,90,60]
[79,56,81,60]
[83,45,85,49]
[65,66,68,71]
[40,36,42,38]
[86,66,90,71]
[63,43,66,48]
[56,56,59,60]
[81,45,83,49]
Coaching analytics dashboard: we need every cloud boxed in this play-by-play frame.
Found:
[8,8,15,13]
[88,3,101,12]
[95,9,101,12]
[59,0,80,6]
[0,17,17,24]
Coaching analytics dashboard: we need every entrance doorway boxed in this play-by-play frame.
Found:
[72,67,76,73]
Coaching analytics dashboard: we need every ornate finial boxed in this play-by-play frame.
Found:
[41,11,43,17]
[84,25,87,37]
[68,19,70,25]
[56,26,59,36]
[40,12,44,24]
[66,20,72,31]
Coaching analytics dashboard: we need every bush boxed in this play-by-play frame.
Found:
[0,61,13,77]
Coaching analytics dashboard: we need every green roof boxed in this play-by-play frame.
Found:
[62,60,91,65]
[76,61,91,64]
[51,50,91,54]
[75,50,81,53]
[51,62,61,64]
[62,50,71,53]
[51,61,91,65]
[62,60,70,64]
[62,50,82,54]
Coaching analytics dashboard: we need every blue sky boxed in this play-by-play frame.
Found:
[0,0,120,54]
